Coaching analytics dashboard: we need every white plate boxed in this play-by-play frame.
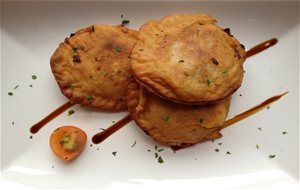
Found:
[1,1,299,189]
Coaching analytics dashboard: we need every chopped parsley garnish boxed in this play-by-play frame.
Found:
[68,109,75,116]
[14,85,19,90]
[8,92,13,96]
[199,118,204,124]
[147,149,151,152]
[267,106,270,110]
[73,45,85,51]
[112,121,115,123]
[226,151,231,155]
[86,95,93,100]
[215,148,219,152]
[207,79,211,86]
[112,151,117,156]
[131,140,137,147]
[282,131,287,135]
[122,19,130,25]
[32,75,37,80]
[158,156,164,164]
[178,59,184,63]
[257,127,262,131]
[218,142,222,145]
[155,152,158,158]
[256,144,259,149]
[269,155,276,159]
[155,145,158,150]
[29,84,33,87]
[239,94,242,97]
[158,149,164,152]
[162,115,170,121]
[12,121,14,125]
[90,144,93,147]
[121,14,124,18]
[212,139,215,143]
[115,47,122,52]
[29,135,33,139]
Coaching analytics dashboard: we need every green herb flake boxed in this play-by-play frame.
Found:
[158,156,164,164]
[115,47,122,52]
[122,19,130,25]
[29,135,33,139]
[73,45,85,51]
[214,148,219,152]
[226,151,231,155]
[32,75,37,80]
[222,71,227,77]
[155,145,158,150]
[218,142,222,145]
[112,121,115,124]
[14,85,19,90]
[282,131,287,135]
[30,84,33,87]
[12,121,14,125]
[162,115,170,121]
[267,106,270,110]
[52,165,54,169]
[158,149,164,152]
[86,95,93,100]
[257,127,262,131]
[90,144,93,147]
[178,59,184,63]
[147,149,151,152]
[155,152,158,158]
[68,109,75,116]
[256,144,259,149]
[207,79,211,86]
[131,140,137,148]
[212,139,215,143]
[8,92,13,96]
[112,151,117,156]
[269,154,276,159]
[239,94,242,97]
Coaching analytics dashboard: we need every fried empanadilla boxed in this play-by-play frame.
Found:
[131,13,245,105]
[51,25,138,110]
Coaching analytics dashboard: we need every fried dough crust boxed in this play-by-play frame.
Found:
[131,13,245,104]
[51,25,137,110]
[127,80,231,147]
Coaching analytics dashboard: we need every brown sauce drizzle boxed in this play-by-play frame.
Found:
[30,101,75,134]
[92,114,132,144]
[246,38,278,58]
[222,91,288,129]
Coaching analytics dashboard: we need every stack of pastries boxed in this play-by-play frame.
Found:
[51,13,246,149]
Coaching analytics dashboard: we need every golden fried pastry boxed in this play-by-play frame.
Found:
[51,25,138,110]
[127,80,231,148]
[131,13,246,104]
